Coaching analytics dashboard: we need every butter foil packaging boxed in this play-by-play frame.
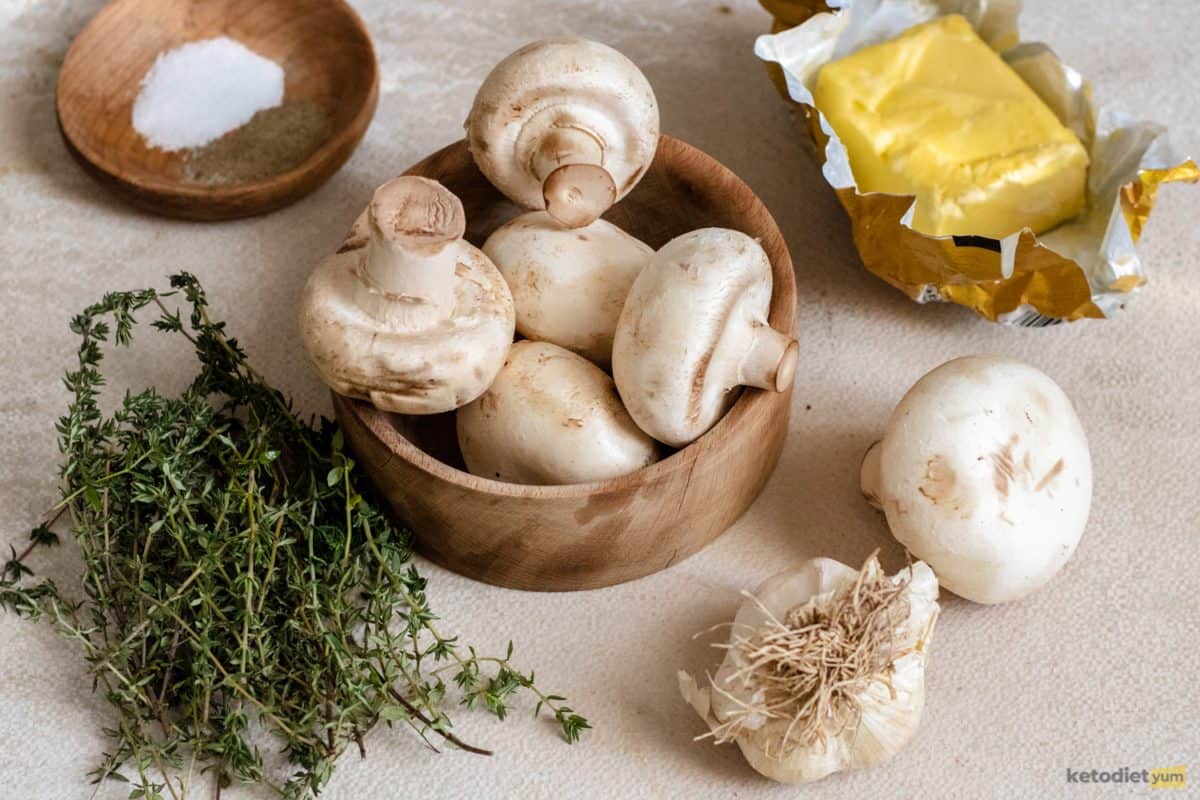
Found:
[755,0,1198,325]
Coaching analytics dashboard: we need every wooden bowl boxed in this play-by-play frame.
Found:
[336,136,797,591]
[57,0,378,220]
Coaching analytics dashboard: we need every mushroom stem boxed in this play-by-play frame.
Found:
[354,177,467,328]
[533,128,617,228]
[860,440,883,511]
[531,127,605,178]
[738,324,799,392]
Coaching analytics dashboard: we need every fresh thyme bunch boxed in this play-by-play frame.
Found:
[1,274,587,799]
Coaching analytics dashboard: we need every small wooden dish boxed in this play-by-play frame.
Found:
[337,136,797,591]
[56,0,378,220]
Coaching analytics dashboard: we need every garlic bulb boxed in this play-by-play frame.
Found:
[678,555,939,784]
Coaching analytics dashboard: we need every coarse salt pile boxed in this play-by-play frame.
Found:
[132,36,284,151]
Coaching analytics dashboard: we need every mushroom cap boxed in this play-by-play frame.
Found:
[456,341,659,485]
[299,185,515,415]
[482,211,652,366]
[465,37,659,211]
[876,356,1092,604]
[612,228,779,447]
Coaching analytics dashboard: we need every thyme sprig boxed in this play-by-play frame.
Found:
[1,274,588,799]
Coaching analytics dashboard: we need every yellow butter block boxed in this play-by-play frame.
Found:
[813,14,1089,238]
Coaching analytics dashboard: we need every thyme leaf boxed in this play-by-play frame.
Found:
[1,273,586,799]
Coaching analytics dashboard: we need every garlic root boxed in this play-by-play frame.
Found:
[680,554,939,784]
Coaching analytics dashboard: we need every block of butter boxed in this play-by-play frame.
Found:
[813,14,1089,239]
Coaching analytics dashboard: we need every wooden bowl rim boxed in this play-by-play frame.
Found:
[55,0,379,205]
[344,135,798,500]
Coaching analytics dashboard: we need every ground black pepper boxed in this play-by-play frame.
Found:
[181,100,333,185]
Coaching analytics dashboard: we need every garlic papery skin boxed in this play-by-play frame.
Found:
[679,555,939,784]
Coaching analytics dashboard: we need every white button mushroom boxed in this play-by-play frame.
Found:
[466,38,660,229]
[860,355,1093,604]
[482,211,653,367]
[456,341,659,485]
[612,228,798,447]
[299,176,515,414]
[679,554,940,784]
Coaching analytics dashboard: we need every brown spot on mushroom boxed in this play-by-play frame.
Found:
[917,455,957,505]
[989,435,1024,497]
[621,164,646,192]
[1035,458,1065,493]
[337,214,371,253]
[577,233,589,241]
[515,264,543,294]
[687,351,713,424]
[564,417,584,428]
[917,454,974,517]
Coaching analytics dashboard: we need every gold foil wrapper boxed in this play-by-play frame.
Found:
[756,0,1197,324]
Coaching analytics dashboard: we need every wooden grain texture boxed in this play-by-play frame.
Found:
[336,136,798,591]
[56,0,378,220]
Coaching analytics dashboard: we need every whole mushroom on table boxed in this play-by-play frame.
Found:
[861,355,1093,604]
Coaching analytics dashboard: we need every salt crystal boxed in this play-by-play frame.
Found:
[132,36,284,152]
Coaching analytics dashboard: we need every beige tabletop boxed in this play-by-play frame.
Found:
[2,0,1198,797]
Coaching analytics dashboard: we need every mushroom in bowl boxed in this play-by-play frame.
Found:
[457,341,659,485]
[299,176,516,414]
[482,211,652,367]
[466,37,660,229]
[612,228,798,447]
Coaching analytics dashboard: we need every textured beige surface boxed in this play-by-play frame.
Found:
[1,1,1198,798]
